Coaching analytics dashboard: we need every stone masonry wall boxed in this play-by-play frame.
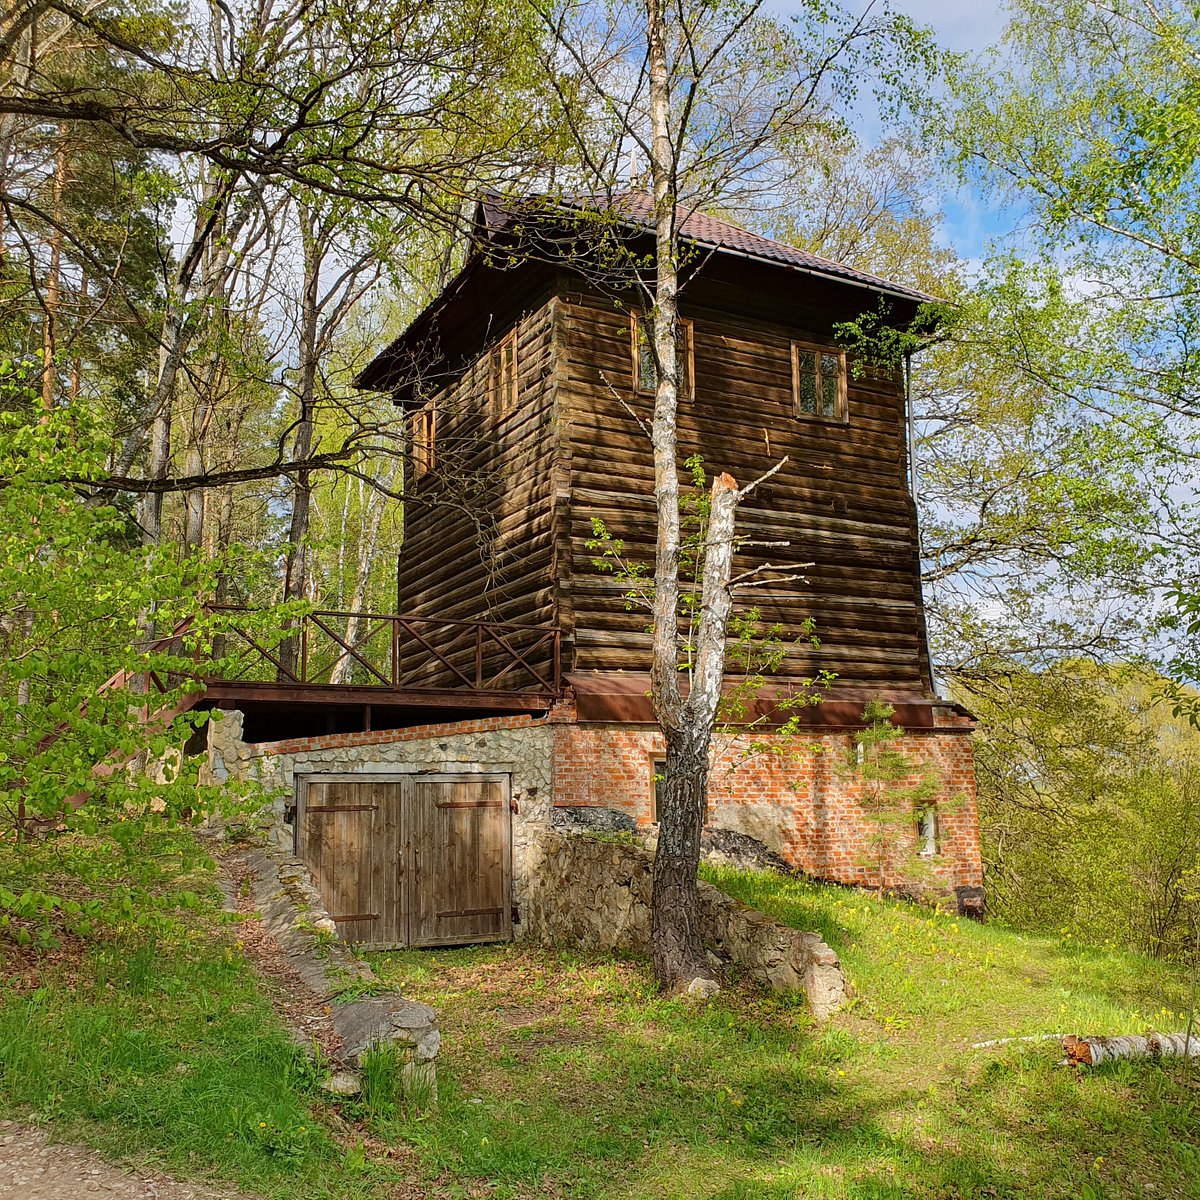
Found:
[551,714,982,894]
[523,831,847,1017]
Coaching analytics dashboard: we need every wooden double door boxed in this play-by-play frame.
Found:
[295,772,512,949]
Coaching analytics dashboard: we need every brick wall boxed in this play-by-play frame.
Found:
[551,714,981,892]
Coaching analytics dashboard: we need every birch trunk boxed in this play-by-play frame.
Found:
[330,455,400,684]
[1064,1032,1200,1066]
[644,0,744,988]
[40,137,66,413]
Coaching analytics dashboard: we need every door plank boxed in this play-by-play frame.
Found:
[408,775,512,947]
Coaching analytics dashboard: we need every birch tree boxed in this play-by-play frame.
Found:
[535,0,934,986]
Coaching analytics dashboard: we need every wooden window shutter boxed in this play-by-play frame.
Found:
[411,402,436,479]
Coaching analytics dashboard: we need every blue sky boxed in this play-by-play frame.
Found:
[889,0,1015,259]
[764,0,1019,261]
[889,0,1008,54]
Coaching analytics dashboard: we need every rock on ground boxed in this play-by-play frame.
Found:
[0,1122,254,1200]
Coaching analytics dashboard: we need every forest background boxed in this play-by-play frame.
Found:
[1,0,1198,964]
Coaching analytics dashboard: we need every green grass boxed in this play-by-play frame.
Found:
[363,868,1199,1200]
[0,829,411,1198]
[3,835,1198,1199]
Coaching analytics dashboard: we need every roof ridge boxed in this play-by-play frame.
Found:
[479,189,936,305]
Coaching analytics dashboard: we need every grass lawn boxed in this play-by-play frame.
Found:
[2,832,1198,1199]
[367,867,1200,1200]
[0,829,405,1199]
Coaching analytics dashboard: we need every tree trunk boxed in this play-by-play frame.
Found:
[183,355,220,553]
[651,729,713,982]
[40,136,66,413]
[278,203,321,678]
[1064,1032,1200,1066]
[644,0,711,987]
[330,455,400,684]
[642,0,750,990]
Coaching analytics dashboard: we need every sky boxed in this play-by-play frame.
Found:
[889,0,1009,55]
[889,1,1015,259]
[763,0,1020,261]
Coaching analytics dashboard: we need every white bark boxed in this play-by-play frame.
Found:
[1064,1032,1200,1066]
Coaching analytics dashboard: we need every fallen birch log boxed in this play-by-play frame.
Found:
[971,1034,1066,1050]
[1063,1032,1200,1067]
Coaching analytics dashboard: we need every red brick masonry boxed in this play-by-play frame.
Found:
[552,715,981,892]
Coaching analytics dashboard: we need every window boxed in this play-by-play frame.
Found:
[650,757,666,822]
[410,401,436,480]
[490,328,519,416]
[632,312,694,400]
[792,341,846,421]
[916,805,939,857]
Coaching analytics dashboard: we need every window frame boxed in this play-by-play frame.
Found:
[410,400,437,481]
[791,339,848,423]
[490,327,519,417]
[916,805,940,858]
[631,311,694,402]
[649,755,667,823]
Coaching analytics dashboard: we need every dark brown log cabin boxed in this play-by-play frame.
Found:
[357,194,938,711]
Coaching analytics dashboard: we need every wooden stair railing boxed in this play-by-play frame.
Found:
[32,607,562,819]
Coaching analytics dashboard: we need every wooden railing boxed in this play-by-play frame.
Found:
[204,606,562,696]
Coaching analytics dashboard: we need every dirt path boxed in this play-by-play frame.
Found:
[0,1122,254,1200]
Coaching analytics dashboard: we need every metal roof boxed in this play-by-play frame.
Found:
[478,189,938,306]
[356,190,936,391]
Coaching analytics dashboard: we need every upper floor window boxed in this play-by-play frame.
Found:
[410,401,436,480]
[632,311,694,401]
[792,341,846,421]
[490,328,519,416]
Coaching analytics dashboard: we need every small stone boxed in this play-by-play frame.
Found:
[685,976,721,999]
[321,1071,362,1096]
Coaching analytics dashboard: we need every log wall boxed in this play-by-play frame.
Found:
[395,286,562,686]
[555,284,934,695]
[395,261,935,698]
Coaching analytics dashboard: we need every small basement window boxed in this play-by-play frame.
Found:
[916,805,939,857]
[490,328,519,416]
[650,757,666,823]
[792,341,847,421]
[632,312,694,400]
[410,401,436,480]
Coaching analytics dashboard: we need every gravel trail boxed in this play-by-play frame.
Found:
[0,1122,254,1199]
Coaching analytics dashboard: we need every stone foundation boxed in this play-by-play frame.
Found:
[203,701,981,953]
[523,831,847,1017]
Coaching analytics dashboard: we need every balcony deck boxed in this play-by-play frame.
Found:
[170,606,563,742]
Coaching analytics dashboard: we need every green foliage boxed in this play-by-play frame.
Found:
[934,0,1200,685]
[0,365,286,939]
[966,662,1200,962]
[844,702,944,893]
[833,297,946,377]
